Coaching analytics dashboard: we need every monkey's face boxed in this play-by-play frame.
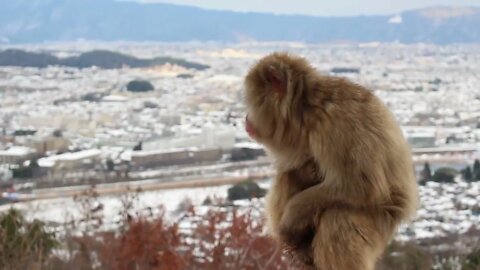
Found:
[244,53,311,150]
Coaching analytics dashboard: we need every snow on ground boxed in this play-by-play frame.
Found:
[1,179,479,242]
[0,184,235,226]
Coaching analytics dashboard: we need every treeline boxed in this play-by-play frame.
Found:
[0,49,209,70]
[420,159,480,184]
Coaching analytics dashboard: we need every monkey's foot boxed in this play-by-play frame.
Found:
[279,222,316,249]
[285,244,315,268]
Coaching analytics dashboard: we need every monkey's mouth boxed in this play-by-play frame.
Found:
[245,115,258,139]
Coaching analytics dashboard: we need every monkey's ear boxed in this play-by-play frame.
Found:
[265,65,287,96]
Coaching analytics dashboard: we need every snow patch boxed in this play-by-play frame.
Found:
[388,15,403,24]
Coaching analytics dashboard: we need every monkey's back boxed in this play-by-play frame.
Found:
[305,75,418,222]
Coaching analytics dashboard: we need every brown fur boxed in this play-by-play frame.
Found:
[244,52,418,270]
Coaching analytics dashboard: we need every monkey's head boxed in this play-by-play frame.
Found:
[244,52,314,155]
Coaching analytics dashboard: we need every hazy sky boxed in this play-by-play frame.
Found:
[136,0,480,16]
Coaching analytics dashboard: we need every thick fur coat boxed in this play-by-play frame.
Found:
[244,53,418,270]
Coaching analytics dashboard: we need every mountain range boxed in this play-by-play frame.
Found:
[1,0,480,44]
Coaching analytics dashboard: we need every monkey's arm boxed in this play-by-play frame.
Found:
[276,183,333,247]
[265,171,305,238]
[267,161,322,240]
[278,182,355,246]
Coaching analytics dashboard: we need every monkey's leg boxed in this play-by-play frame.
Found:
[278,180,386,251]
[311,209,389,270]
[279,183,396,269]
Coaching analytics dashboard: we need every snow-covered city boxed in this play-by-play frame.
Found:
[1,41,480,269]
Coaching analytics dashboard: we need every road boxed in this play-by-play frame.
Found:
[13,171,275,202]
[4,154,472,202]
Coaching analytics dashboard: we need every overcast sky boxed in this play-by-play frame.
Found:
[136,0,480,16]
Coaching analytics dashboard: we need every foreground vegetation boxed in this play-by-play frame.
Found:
[0,186,479,270]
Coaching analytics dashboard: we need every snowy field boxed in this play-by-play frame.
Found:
[1,185,230,224]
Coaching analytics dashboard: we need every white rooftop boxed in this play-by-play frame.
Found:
[38,149,101,167]
[0,146,35,156]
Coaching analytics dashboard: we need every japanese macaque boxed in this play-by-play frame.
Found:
[244,53,418,270]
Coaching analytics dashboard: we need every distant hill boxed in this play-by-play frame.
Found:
[0,0,480,44]
[0,49,209,70]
